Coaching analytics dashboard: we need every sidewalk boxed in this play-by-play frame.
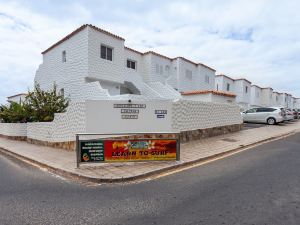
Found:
[1,121,300,183]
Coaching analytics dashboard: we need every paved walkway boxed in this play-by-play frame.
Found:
[1,121,300,182]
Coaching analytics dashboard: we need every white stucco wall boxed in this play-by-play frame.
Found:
[234,80,251,107]
[27,102,86,142]
[0,123,27,137]
[215,76,235,92]
[35,27,89,93]
[261,88,273,107]
[278,93,288,108]
[172,100,242,131]
[250,86,262,107]
[87,26,125,84]
[294,99,300,109]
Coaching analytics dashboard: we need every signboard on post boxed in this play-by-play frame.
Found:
[80,140,105,162]
[76,135,180,167]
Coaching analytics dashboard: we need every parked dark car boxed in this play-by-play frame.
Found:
[293,109,299,119]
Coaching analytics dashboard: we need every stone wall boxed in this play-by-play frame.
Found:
[180,124,243,142]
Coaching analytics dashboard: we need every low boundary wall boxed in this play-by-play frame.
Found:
[0,100,243,151]
[0,123,27,140]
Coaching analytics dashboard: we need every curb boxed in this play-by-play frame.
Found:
[0,130,298,184]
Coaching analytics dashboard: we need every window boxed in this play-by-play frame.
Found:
[216,84,219,91]
[160,65,163,75]
[276,96,278,101]
[127,59,136,70]
[100,45,113,61]
[257,108,276,112]
[62,51,66,62]
[185,69,192,80]
[256,92,260,98]
[59,88,64,97]
[226,83,230,91]
[245,86,248,93]
[164,65,170,78]
[205,75,210,84]
[246,108,257,113]
[156,64,159,74]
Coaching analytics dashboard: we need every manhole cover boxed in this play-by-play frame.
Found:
[221,138,238,142]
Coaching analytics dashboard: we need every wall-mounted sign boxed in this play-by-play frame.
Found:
[155,110,167,115]
[114,104,146,109]
[116,104,146,119]
[121,115,138,119]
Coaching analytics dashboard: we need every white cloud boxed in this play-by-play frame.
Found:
[0,0,299,103]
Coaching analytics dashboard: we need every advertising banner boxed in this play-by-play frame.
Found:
[104,139,177,162]
[79,139,177,163]
[80,140,105,162]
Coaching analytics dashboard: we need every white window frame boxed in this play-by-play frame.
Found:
[185,69,192,80]
[62,50,66,63]
[205,75,210,84]
[127,59,137,70]
[226,83,230,91]
[100,44,113,61]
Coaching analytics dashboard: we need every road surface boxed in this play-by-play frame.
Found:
[1,133,300,225]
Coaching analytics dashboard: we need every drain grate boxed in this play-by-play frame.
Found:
[221,138,238,142]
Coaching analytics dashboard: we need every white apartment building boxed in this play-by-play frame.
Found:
[181,90,236,104]
[278,93,288,108]
[294,98,300,109]
[7,93,27,104]
[34,24,216,102]
[250,85,262,107]
[232,78,251,110]
[261,87,273,107]
[286,94,293,109]
[272,92,281,107]
[215,74,235,93]
[215,75,251,110]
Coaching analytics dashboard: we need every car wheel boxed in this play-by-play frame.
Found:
[267,117,276,125]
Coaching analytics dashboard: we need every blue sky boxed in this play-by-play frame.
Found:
[0,0,300,103]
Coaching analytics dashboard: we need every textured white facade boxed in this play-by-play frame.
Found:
[172,100,242,131]
[215,75,235,92]
[0,123,27,137]
[27,102,85,142]
[294,98,300,109]
[261,88,273,107]
[1,99,241,142]
[250,85,262,107]
[271,92,281,107]
[278,93,288,108]
[35,24,217,103]
[215,75,251,110]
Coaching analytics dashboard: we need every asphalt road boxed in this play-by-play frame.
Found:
[1,133,300,225]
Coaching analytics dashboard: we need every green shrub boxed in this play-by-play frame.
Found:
[0,102,31,123]
[0,84,69,123]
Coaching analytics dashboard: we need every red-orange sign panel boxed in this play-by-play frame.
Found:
[104,139,177,162]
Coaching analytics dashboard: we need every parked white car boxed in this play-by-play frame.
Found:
[241,107,285,125]
[284,109,294,121]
